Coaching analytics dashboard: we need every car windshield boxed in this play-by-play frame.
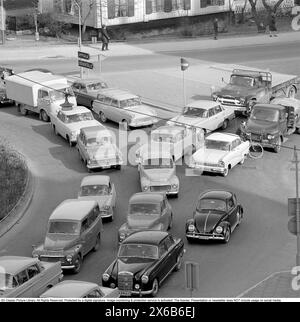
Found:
[50,87,74,101]
[251,108,279,122]
[120,98,141,108]
[0,273,13,290]
[48,221,80,235]
[87,82,108,90]
[86,135,113,146]
[152,133,175,143]
[142,158,173,169]
[129,203,160,216]
[197,199,227,212]
[80,185,109,196]
[182,106,208,118]
[65,112,94,123]
[118,244,158,259]
[230,75,254,87]
[205,140,231,151]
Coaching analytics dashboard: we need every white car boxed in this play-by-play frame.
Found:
[167,100,235,133]
[51,105,100,146]
[189,132,250,177]
[136,125,204,163]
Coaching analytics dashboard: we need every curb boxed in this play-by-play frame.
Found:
[0,161,35,239]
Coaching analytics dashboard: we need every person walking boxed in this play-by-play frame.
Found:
[213,18,219,40]
[101,24,110,51]
[268,12,278,37]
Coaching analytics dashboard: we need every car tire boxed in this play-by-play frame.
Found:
[221,119,229,130]
[93,234,101,252]
[274,137,281,153]
[168,214,173,230]
[223,227,231,244]
[222,167,229,177]
[40,110,50,122]
[237,210,243,227]
[20,105,28,116]
[151,279,159,297]
[53,125,58,136]
[115,165,121,170]
[72,255,83,274]
[174,254,183,272]
[99,112,107,123]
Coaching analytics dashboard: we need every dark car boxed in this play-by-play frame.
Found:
[186,190,243,243]
[102,231,184,297]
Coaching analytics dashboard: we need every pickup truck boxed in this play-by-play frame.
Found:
[238,100,300,153]
[5,71,77,122]
[212,68,300,115]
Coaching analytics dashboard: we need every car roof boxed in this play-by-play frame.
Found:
[49,199,97,221]
[60,105,91,115]
[80,175,110,187]
[253,103,285,111]
[0,256,40,275]
[152,125,185,135]
[40,280,98,298]
[97,88,138,100]
[123,231,169,245]
[271,97,300,107]
[186,100,220,110]
[129,192,164,204]
[80,125,110,138]
[200,190,233,200]
[74,78,106,85]
[206,132,239,143]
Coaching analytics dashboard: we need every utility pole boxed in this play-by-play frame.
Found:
[1,0,5,45]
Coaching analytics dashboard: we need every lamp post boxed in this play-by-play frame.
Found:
[73,0,83,79]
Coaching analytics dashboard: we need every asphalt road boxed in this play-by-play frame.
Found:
[0,38,299,297]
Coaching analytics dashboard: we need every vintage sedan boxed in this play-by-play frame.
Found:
[167,100,235,133]
[32,199,103,274]
[138,151,179,197]
[0,256,63,298]
[71,78,109,109]
[77,126,123,171]
[92,88,158,130]
[78,175,116,221]
[40,280,119,298]
[118,192,173,244]
[186,190,244,243]
[136,125,204,163]
[102,231,184,297]
[51,105,100,147]
[189,132,250,177]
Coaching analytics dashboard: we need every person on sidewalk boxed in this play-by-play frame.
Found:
[213,18,219,40]
[268,12,278,37]
[101,25,110,51]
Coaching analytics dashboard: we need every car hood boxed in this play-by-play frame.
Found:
[124,105,156,119]
[65,120,100,132]
[127,215,161,230]
[114,257,155,277]
[245,119,279,134]
[192,148,229,164]
[43,234,79,251]
[194,211,225,233]
[78,195,110,208]
[216,84,256,97]
[170,115,206,127]
[143,168,175,182]
[85,144,119,159]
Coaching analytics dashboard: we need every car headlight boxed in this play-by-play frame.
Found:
[119,232,126,241]
[218,161,225,167]
[239,98,246,104]
[141,275,149,284]
[102,273,110,282]
[212,94,218,101]
[135,284,140,290]
[172,183,178,189]
[104,205,110,210]
[143,185,149,191]
[188,224,195,232]
[215,226,223,234]
[66,255,73,262]
[32,253,39,258]
[71,131,77,139]
[267,134,275,140]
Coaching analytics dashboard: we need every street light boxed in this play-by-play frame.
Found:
[72,0,83,79]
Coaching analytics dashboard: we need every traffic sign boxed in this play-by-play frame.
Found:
[288,198,300,216]
[78,60,94,70]
[78,51,90,60]
[185,261,199,291]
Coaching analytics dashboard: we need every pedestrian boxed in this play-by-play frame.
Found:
[268,12,278,37]
[101,24,110,51]
[213,18,218,40]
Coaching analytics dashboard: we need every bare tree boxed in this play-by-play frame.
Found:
[248,0,262,30]
[240,0,249,24]
[73,0,96,36]
[261,0,286,14]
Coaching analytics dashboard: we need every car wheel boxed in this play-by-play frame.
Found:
[274,137,281,153]
[221,119,229,130]
[99,112,107,123]
[115,165,121,170]
[40,110,49,122]
[93,234,101,252]
[168,214,173,230]
[222,167,229,177]
[72,255,83,274]
[296,127,300,135]
[151,279,159,297]
[174,254,183,271]
[223,227,231,244]
[66,135,73,147]
[20,105,28,116]
[237,210,242,227]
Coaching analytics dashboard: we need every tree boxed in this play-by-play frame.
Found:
[261,0,286,14]
[73,0,96,36]
[248,0,262,30]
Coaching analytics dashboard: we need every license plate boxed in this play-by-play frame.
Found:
[120,291,131,296]
[102,165,110,169]
[200,236,209,240]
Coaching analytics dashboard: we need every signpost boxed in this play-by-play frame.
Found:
[185,261,199,298]
[78,60,94,70]
[78,51,90,60]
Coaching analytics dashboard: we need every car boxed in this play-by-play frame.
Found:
[40,280,119,298]
[102,231,184,297]
[189,132,250,177]
[32,199,103,274]
[24,68,52,74]
[78,175,116,221]
[0,256,63,298]
[92,88,158,130]
[118,192,173,244]
[51,105,101,147]
[71,78,109,109]
[138,150,179,197]
[167,100,235,133]
[77,126,123,171]
[136,125,204,163]
[186,190,244,243]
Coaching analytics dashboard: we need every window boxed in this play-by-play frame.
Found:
[200,0,224,8]
[164,236,174,250]
[111,99,119,107]
[57,112,64,122]
[97,95,105,102]
[81,218,90,233]
[108,0,135,19]
[88,207,100,226]
[228,198,235,210]
[72,83,81,90]
[104,97,112,105]
[158,243,167,257]
[232,139,241,150]
[215,105,222,114]
[208,108,215,117]
[146,0,190,14]
[27,265,40,279]
[15,270,29,286]
[39,90,49,99]
[85,289,103,298]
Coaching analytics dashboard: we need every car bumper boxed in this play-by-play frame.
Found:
[186,232,225,240]
[61,264,76,269]
[190,164,226,174]
[87,160,123,169]
[100,211,113,218]
[130,119,158,128]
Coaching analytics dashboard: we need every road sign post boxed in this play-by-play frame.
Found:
[185,261,199,298]
[180,58,189,108]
